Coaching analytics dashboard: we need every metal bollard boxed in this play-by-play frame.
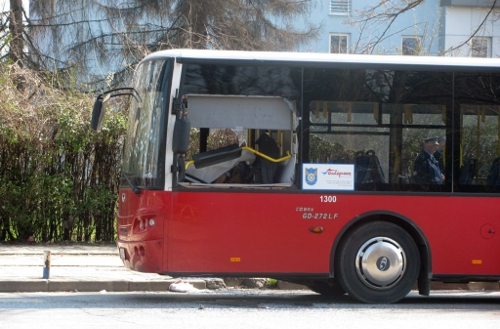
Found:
[42,250,51,279]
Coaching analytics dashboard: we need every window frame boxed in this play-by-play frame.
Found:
[470,37,492,58]
[329,0,351,16]
[402,36,422,56]
[329,33,350,54]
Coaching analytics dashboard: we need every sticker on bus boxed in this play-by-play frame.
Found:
[302,164,355,190]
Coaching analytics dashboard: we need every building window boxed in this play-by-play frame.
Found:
[330,34,349,54]
[330,0,351,15]
[470,37,491,58]
[402,37,421,55]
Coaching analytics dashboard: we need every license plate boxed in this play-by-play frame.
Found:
[119,248,126,261]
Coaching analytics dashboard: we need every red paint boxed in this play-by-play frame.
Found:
[116,189,500,278]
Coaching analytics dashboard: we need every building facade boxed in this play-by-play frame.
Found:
[299,0,500,57]
[439,0,500,57]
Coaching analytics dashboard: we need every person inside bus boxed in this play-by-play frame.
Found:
[247,132,280,184]
[434,135,445,176]
[413,136,444,184]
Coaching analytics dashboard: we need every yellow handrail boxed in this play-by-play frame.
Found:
[184,146,292,169]
[242,146,292,163]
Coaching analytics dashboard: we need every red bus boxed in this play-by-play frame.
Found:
[92,49,500,303]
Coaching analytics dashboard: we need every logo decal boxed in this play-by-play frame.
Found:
[121,193,126,203]
[377,256,390,271]
[305,168,318,185]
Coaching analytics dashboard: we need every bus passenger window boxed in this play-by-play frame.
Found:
[459,105,499,189]
[307,100,389,190]
[180,94,297,188]
[454,72,500,192]
[304,66,451,192]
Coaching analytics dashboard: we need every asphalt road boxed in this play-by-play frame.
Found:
[0,289,499,329]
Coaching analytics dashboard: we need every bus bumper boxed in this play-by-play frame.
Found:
[116,238,164,273]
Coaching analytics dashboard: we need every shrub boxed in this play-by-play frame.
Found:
[0,64,126,242]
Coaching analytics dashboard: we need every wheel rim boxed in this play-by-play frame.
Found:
[355,237,406,290]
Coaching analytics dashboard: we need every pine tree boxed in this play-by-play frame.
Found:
[28,0,319,88]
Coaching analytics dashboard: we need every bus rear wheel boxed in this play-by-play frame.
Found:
[335,221,420,304]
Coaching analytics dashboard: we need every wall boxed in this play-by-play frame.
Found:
[439,5,500,57]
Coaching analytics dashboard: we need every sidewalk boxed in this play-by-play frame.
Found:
[0,243,214,293]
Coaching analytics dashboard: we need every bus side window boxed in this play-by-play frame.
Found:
[181,94,296,187]
[303,66,460,192]
[459,104,499,189]
[455,69,500,191]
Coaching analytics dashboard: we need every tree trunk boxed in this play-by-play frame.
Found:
[9,0,24,66]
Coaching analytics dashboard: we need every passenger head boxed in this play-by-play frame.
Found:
[423,136,438,153]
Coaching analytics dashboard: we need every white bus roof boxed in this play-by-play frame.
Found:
[143,49,500,70]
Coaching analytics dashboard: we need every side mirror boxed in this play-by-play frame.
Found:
[90,93,110,132]
[91,98,105,131]
[172,118,191,154]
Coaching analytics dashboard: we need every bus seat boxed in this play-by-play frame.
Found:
[274,154,296,184]
[486,157,500,186]
[187,149,256,183]
[355,150,386,185]
[459,158,476,185]
[192,143,241,169]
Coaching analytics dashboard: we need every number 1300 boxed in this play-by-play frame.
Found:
[320,195,337,203]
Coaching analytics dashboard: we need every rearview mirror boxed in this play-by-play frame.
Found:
[172,118,191,154]
[90,88,138,132]
[91,99,105,131]
[90,93,110,132]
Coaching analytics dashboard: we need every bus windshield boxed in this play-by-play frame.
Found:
[122,59,170,189]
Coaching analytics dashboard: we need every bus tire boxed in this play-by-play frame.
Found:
[335,221,420,304]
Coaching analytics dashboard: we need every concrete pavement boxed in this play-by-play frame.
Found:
[0,243,215,293]
[0,243,498,293]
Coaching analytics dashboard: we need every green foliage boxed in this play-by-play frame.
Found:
[309,134,350,163]
[186,128,244,160]
[0,65,126,242]
[266,278,278,288]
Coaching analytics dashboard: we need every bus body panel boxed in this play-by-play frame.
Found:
[117,188,500,278]
[168,190,337,274]
[168,191,499,277]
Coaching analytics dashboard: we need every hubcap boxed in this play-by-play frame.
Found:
[355,237,405,290]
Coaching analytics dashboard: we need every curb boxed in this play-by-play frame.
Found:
[1,280,498,293]
[0,279,208,293]
[0,252,118,257]
[430,281,500,291]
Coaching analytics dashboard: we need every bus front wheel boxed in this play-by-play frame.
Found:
[335,221,420,304]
